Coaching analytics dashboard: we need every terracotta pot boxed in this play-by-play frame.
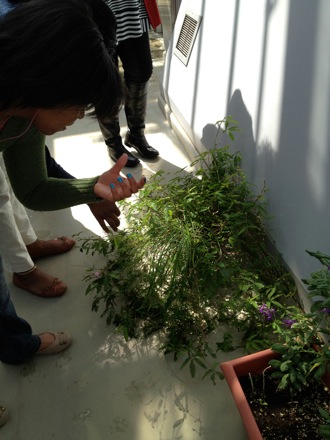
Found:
[220,349,279,440]
[220,348,330,440]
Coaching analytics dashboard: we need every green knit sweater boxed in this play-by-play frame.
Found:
[0,117,100,211]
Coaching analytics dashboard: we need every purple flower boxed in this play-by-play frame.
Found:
[258,303,276,321]
[93,271,101,278]
[321,308,330,314]
[282,317,297,328]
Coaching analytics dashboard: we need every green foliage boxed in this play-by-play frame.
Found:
[304,251,330,320]
[79,117,330,388]
[268,251,330,394]
[319,408,330,439]
[269,344,314,392]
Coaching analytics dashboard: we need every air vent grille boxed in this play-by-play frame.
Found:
[174,11,202,66]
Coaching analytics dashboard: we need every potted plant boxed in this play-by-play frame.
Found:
[220,250,330,440]
[220,348,278,440]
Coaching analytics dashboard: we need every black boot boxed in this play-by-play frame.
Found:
[106,137,140,168]
[124,81,159,159]
[98,116,140,167]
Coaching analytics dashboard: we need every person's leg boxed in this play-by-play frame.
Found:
[124,80,159,158]
[0,162,67,297]
[0,255,72,363]
[119,32,153,84]
[97,47,140,168]
[0,162,35,273]
[0,154,75,260]
[100,33,159,165]
[7,184,37,246]
[119,33,159,159]
[0,255,40,364]
[8,179,75,257]
[98,114,140,167]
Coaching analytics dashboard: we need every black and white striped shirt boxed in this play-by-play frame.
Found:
[105,0,150,42]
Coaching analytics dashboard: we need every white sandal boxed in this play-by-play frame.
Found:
[36,331,72,355]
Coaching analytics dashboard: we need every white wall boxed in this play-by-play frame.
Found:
[161,0,330,296]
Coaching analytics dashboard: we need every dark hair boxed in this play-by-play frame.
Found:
[0,0,123,118]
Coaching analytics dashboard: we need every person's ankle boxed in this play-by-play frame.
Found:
[15,265,37,277]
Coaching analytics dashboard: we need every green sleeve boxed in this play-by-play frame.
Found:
[2,121,101,211]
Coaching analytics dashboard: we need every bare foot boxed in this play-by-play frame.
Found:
[26,237,75,259]
[13,267,67,297]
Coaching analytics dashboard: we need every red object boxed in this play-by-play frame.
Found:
[220,349,280,440]
[144,0,161,29]
[220,348,330,440]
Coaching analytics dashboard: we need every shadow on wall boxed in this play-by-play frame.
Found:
[201,90,256,185]
[201,0,277,175]
[202,0,330,282]
[258,0,330,278]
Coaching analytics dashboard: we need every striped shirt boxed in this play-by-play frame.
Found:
[105,0,150,42]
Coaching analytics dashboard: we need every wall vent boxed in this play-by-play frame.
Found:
[174,10,202,66]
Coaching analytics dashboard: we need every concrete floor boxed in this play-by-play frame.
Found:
[0,58,248,440]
